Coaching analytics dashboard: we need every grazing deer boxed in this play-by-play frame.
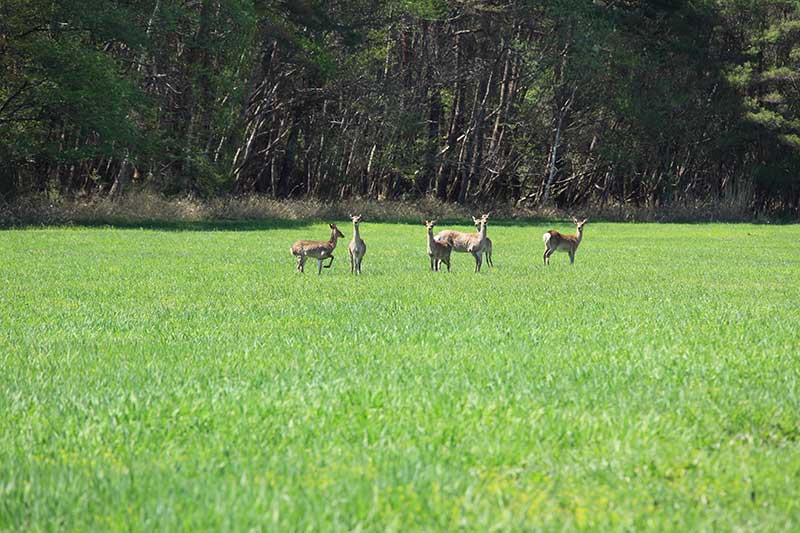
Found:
[424,220,453,272]
[473,219,493,268]
[543,217,588,265]
[290,223,345,274]
[435,213,490,272]
[348,214,366,274]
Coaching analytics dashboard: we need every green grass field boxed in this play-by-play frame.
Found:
[1,220,799,530]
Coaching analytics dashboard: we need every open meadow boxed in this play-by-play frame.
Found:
[1,220,799,530]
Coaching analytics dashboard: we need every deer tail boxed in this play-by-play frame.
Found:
[542,232,551,244]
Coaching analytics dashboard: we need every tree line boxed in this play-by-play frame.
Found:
[2,0,799,215]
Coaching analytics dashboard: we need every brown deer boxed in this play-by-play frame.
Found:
[422,220,453,272]
[424,220,453,272]
[290,223,345,274]
[435,213,490,272]
[543,217,588,265]
[473,219,493,268]
[348,214,366,274]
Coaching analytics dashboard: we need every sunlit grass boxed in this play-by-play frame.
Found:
[1,221,799,530]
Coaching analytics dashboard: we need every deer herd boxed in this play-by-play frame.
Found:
[291,214,589,274]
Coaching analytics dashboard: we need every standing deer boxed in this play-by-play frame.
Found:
[424,220,453,272]
[435,213,490,272]
[348,214,366,274]
[473,218,493,268]
[290,223,345,274]
[543,217,588,265]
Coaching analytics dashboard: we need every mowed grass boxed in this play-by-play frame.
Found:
[1,220,799,530]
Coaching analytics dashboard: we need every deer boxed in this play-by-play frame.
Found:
[290,223,345,274]
[542,217,588,265]
[434,213,490,272]
[348,214,366,274]
[473,218,493,268]
[424,220,453,272]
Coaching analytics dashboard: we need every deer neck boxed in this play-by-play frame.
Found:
[575,226,583,243]
[352,223,361,241]
[329,229,339,248]
[478,222,487,241]
[426,229,436,248]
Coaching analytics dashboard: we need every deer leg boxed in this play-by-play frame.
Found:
[298,256,306,273]
[323,255,335,269]
[317,259,323,275]
[349,250,354,273]
[444,257,450,272]
[486,250,493,268]
[473,251,481,273]
[357,257,362,274]
[569,251,575,264]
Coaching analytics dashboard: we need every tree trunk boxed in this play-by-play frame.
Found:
[436,33,465,200]
[278,109,301,198]
[417,87,441,195]
[109,155,133,199]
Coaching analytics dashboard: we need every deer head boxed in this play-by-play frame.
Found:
[572,217,588,232]
[349,214,362,226]
[472,213,490,228]
[472,214,489,233]
[330,224,345,238]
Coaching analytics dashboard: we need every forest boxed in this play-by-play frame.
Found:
[2,0,800,215]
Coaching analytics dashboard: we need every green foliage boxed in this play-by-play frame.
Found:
[746,109,788,129]
[185,152,232,197]
[760,18,800,44]
[1,222,799,528]
[0,0,146,171]
[779,133,800,149]
[393,0,448,19]
[724,62,754,88]
[32,41,139,152]
[726,0,800,180]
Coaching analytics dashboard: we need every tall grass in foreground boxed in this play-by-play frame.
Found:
[1,221,799,530]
